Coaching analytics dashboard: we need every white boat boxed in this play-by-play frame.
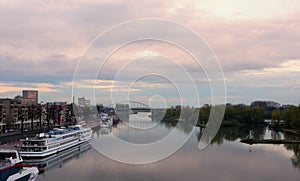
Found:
[19,125,92,158]
[23,142,91,174]
[100,116,113,128]
[0,149,39,181]
[100,113,108,119]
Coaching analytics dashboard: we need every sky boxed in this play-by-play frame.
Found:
[0,0,299,107]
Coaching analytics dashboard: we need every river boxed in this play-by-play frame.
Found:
[32,119,300,181]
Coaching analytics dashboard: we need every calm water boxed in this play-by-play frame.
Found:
[31,119,300,181]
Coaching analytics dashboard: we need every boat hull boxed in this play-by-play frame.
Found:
[6,164,39,181]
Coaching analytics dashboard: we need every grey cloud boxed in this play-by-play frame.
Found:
[0,0,299,104]
[0,54,77,83]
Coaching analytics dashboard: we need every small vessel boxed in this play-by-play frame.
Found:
[100,113,113,128]
[112,115,119,126]
[19,125,92,158]
[0,149,39,181]
[100,113,108,120]
[100,117,113,128]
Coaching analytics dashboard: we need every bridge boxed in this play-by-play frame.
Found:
[99,101,165,123]
[106,101,151,113]
[105,101,160,128]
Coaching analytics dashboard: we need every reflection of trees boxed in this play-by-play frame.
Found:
[271,131,282,140]
[176,107,198,134]
[285,143,300,170]
[160,107,198,134]
[163,118,194,134]
[196,127,265,146]
[282,132,300,170]
[151,109,166,123]
[291,154,300,170]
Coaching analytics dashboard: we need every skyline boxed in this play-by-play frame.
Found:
[0,0,300,106]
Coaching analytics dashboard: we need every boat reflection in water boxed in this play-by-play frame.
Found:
[100,127,113,135]
[22,142,91,174]
[92,127,113,139]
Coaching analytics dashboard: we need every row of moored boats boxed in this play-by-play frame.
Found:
[1,124,92,180]
[0,113,117,180]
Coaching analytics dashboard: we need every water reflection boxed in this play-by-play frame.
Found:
[282,132,300,170]
[196,126,266,145]
[94,120,193,145]
[23,142,91,175]
[35,122,300,181]
[160,107,198,135]
[93,127,114,139]
[195,126,300,172]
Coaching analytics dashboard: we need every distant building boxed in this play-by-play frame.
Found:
[251,101,280,108]
[47,102,68,106]
[282,104,294,109]
[251,100,281,116]
[0,98,29,131]
[175,105,181,110]
[78,97,90,107]
[14,95,27,104]
[22,90,38,105]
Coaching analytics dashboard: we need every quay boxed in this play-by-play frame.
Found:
[0,119,100,149]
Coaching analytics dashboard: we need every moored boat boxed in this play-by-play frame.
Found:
[0,149,39,181]
[100,116,113,128]
[19,125,92,158]
[22,142,91,174]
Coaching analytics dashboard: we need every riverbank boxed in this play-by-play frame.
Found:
[280,128,300,135]
[241,139,300,145]
[196,123,206,127]
[0,128,49,145]
[0,120,100,149]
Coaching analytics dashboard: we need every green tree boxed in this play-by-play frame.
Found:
[224,106,236,121]
[283,106,300,129]
[222,105,265,126]
[164,108,173,119]
[198,104,211,124]
[4,115,14,130]
[283,106,294,128]
[253,107,266,124]
[290,106,300,129]
[271,109,281,125]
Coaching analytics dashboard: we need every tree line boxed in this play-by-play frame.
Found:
[271,105,300,130]
[161,104,300,130]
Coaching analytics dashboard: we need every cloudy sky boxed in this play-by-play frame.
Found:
[0,0,299,106]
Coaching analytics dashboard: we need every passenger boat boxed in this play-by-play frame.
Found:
[23,142,91,174]
[0,149,39,181]
[19,125,92,158]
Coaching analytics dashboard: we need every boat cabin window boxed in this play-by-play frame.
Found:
[0,152,17,160]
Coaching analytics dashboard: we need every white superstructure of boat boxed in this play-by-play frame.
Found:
[19,125,92,158]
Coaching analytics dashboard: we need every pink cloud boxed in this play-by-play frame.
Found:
[0,82,57,93]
